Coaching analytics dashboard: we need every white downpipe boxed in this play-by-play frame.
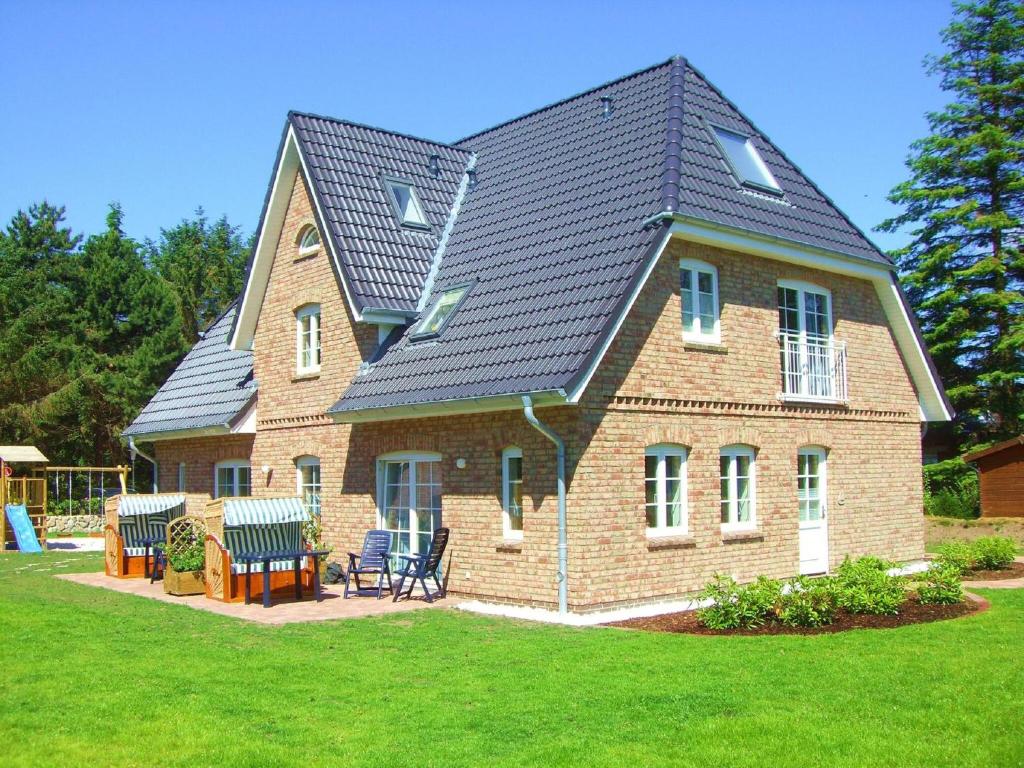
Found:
[128,437,158,493]
[522,395,568,614]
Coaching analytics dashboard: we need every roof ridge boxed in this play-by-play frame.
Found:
[288,110,470,154]
[454,56,680,146]
[661,56,687,213]
[683,62,890,264]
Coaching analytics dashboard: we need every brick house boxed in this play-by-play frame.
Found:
[123,57,951,613]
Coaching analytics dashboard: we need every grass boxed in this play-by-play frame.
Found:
[1,553,1022,767]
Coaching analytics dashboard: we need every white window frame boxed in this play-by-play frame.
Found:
[720,445,756,531]
[297,226,320,256]
[177,462,186,492]
[375,451,443,560]
[777,280,833,340]
[645,444,688,537]
[501,446,524,540]
[295,304,321,375]
[679,257,721,343]
[296,455,321,517]
[214,459,251,499]
[709,123,783,195]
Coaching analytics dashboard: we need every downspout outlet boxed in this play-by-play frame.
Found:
[128,436,158,493]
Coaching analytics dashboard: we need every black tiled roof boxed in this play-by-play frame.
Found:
[122,305,255,436]
[290,113,473,314]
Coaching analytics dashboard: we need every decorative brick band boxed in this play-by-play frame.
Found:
[604,396,914,422]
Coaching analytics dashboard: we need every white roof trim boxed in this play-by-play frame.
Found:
[329,390,568,424]
[568,219,950,423]
[230,126,362,351]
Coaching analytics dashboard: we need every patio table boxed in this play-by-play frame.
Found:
[236,549,330,608]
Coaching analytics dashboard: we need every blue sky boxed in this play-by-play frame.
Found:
[1,0,952,252]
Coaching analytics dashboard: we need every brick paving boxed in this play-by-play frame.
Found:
[57,572,452,625]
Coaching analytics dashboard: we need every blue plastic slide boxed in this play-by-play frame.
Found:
[4,504,42,553]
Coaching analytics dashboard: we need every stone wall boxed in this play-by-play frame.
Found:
[47,515,104,535]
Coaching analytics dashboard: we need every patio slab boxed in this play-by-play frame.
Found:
[57,572,452,625]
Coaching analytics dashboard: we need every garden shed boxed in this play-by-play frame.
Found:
[963,436,1024,518]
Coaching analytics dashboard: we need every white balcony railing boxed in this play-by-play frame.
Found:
[777,331,848,404]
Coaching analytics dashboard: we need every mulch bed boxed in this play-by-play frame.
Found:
[963,561,1024,581]
[606,594,987,636]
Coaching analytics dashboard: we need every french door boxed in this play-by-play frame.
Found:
[378,454,442,562]
[797,447,829,574]
[778,283,835,399]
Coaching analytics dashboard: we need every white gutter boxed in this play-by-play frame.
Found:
[127,436,158,493]
[522,395,568,614]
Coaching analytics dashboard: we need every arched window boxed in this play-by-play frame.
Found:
[501,447,523,539]
[295,304,321,374]
[645,444,688,535]
[679,258,720,343]
[720,445,756,530]
[296,456,321,516]
[214,459,251,499]
[297,225,320,255]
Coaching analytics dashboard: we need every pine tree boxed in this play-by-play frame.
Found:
[880,0,1024,450]
[148,209,248,343]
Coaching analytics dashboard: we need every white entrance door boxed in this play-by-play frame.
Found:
[798,447,829,574]
[378,453,442,563]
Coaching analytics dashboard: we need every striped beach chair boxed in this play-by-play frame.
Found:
[104,494,187,578]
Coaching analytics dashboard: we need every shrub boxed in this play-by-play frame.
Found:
[936,540,974,575]
[917,563,964,605]
[971,536,1017,570]
[834,556,905,615]
[168,540,205,572]
[923,459,979,519]
[696,575,782,630]
[778,578,836,628]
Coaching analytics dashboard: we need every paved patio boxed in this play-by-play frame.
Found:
[57,572,452,625]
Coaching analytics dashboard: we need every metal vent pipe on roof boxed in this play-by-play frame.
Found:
[600,95,614,119]
[428,153,440,178]
[467,169,478,190]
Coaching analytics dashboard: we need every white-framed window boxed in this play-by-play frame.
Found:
[296,304,321,374]
[798,447,827,523]
[645,444,688,536]
[384,178,429,228]
[778,281,832,340]
[177,462,186,492]
[413,285,469,338]
[296,456,321,517]
[501,447,524,539]
[297,225,320,256]
[720,445,756,530]
[376,451,442,560]
[777,280,846,402]
[679,258,720,342]
[214,460,251,499]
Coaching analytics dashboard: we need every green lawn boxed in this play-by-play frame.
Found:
[1,553,1022,767]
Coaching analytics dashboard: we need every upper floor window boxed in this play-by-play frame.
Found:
[679,258,720,343]
[502,447,523,539]
[413,285,469,339]
[215,460,251,499]
[296,456,321,517]
[297,226,320,255]
[720,445,755,531]
[384,177,429,229]
[296,304,321,374]
[777,281,847,403]
[645,444,687,536]
[710,124,782,195]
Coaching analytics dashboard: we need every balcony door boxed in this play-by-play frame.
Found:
[778,282,835,400]
[377,452,442,562]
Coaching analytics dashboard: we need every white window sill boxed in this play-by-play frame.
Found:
[721,527,764,543]
[646,533,695,550]
[495,538,523,552]
[683,339,727,353]
[296,246,321,260]
[293,370,321,382]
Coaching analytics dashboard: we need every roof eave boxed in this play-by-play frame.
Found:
[327,389,570,424]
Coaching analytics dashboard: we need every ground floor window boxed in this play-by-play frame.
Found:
[502,447,523,539]
[645,444,687,535]
[177,462,185,492]
[798,447,826,522]
[296,456,321,516]
[720,445,755,530]
[378,452,442,559]
[214,460,251,498]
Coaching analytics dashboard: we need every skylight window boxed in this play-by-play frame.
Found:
[384,178,429,228]
[414,285,468,338]
[710,125,782,195]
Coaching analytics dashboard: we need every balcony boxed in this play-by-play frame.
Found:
[777,331,848,405]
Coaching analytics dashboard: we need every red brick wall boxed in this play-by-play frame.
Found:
[153,434,255,496]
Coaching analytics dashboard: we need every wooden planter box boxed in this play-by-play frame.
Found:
[164,566,205,596]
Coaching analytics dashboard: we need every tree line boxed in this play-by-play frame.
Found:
[0,202,248,468]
